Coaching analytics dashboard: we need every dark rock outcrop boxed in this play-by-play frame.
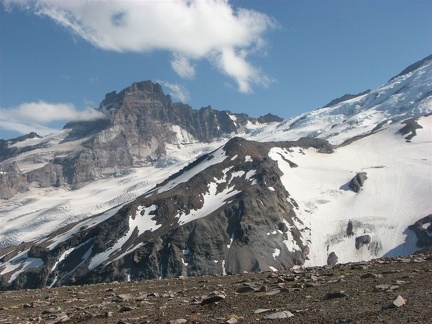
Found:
[348,172,367,193]
[408,214,432,247]
[355,235,371,250]
[346,220,354,237]
[398,118,423,141]
[327,252,338,266]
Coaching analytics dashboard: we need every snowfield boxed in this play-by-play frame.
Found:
[0,140,224,248]
[269,115,432,265]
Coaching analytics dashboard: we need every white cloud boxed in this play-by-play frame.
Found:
[3,0,276,93]
[0,101,106,136]
[158,81,190,103]
[171,54,195,79]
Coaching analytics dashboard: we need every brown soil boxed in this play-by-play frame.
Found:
[0,250,431,324]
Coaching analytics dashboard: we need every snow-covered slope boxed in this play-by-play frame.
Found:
[270,115,432,266]
[0,139,223,247]
[245,55,432,144]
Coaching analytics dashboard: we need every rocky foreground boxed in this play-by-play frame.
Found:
[0,249,431,324]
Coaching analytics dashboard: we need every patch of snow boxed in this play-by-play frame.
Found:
[272,248,280,259]
[227,230,235,249]
[245,170,256,180]
[245,155,253,162]
[44,205,122,250]
[50,238,94,272]
[170,125,196,144]
[269,266,278,272]
[177,173,240,225]
[221,259,227,275]
[88,205,160,270]
[0,249,45,283]
[231,170,245,178]
[155,146,228,194]
[111,242,145,263]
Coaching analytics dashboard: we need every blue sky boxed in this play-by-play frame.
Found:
[1,0,431,139]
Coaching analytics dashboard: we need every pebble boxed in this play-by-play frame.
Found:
[323,291,349,300]
[263,310,294,320]
[201,293,226,305]
[384,295,406,309]
[167,319,187,324]
[237,286,256,293]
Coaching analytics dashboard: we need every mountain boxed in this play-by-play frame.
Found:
[0,55,431,290]
[0,81,272,198]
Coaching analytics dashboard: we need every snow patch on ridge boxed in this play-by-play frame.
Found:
[88,205,160,270]
[44,205,123,250]
[0,249,44,283]
[177,182,240,225]
[155,146,228,194]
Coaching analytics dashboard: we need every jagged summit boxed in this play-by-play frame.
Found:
[100,81,171,110]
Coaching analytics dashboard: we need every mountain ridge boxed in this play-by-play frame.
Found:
[0,55,431,290]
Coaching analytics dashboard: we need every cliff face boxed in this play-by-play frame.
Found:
[0,81,269,192]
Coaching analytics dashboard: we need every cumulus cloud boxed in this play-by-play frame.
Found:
[3,0,276,93]
[0,101,106,136]
[158,81,190,103]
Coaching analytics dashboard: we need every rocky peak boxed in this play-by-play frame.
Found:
[1,80,282,194]
[99,81,172,110]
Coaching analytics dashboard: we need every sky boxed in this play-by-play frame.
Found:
[0,0,431,140]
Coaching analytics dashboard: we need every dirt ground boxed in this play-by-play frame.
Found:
[0,250,431,323]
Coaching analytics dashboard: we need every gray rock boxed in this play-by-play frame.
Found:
[361,272,383,279]
[263,310,294,320]
[355,235,371,249]
[265,290,281,296]
[327,252,338,266]
[384,295,406,309]
[374,284,392,292]
[323,291,349,300]
[115,293,135,302]
[119,305,135,312]
[54,314,70,323]
[254,309,274,314]
[237,286,256,293]
[201,293,226,305]
[42,306,62,314]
